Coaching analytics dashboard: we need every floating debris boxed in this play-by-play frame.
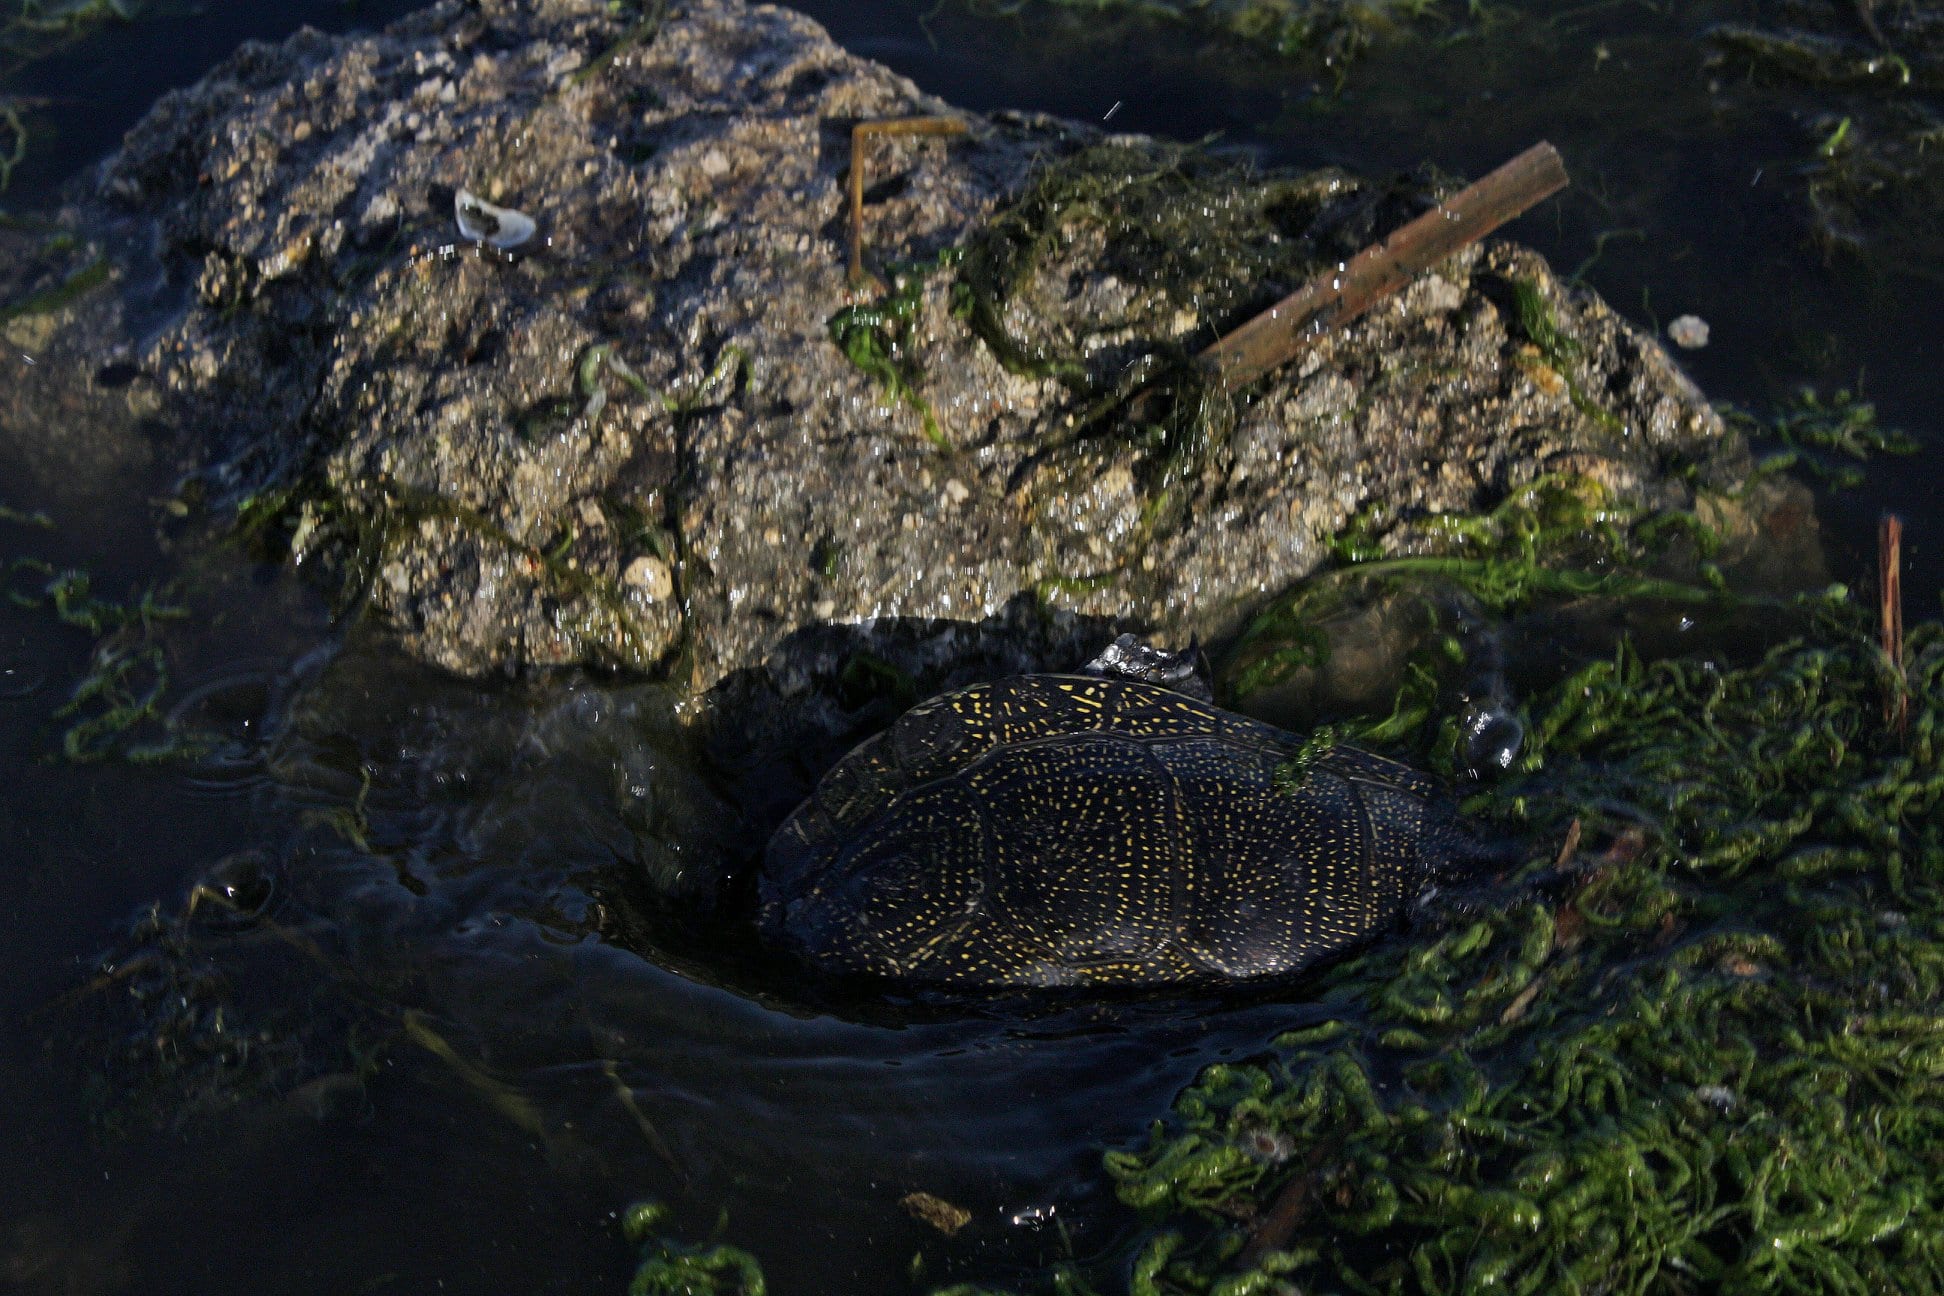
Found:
[1667,313,1711,348]
[453,189,536,250]
[899,1191,973,1238]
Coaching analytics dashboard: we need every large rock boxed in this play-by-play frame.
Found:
[1,0,1783,689]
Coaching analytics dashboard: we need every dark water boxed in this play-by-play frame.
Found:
[1,2,1938,1293]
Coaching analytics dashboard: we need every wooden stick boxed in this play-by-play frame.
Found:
[848,116,968,286]
[1880,513,1908,739]
[1198,142,1570,391]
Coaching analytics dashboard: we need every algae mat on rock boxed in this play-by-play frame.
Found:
[1,0,1754,691]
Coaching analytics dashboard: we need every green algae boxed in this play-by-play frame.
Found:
[1507,276,1622,434]
[1726,386,1921,491]
[1090,601,1944,1295]
[229,472,673,671]
[623,1202,766,1296]
[1700,4,1944,264]
[3,555,210,762]
[956,140,1334,385]
[836,587,1944,1296]
[604,468,1940,1296]
[1798,105,1944,264]
[223,339,740,676]
[956,140,1357,532]
[0,0,147,187]
[1509,277,1579,368]
[1769,386,1918,461]
[0,0,137,74]
[1271,725,1344,794]
[1222,474,1727,704]
[1707,22,1933,94]
[0,252,108,323]
[0,97,22,190]
[4,501,210,763]
[828,249,960,452]
[334,479,674,672]
[574,0,666,87]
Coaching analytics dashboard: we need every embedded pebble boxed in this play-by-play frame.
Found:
[622,555,674,599]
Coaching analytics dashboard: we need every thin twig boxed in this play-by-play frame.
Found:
[1552,817,1584,870]
[1197,142,1571,392]
[848,116,967,287]
[1880,513,1907,739]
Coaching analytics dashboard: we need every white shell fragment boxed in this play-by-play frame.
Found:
[454,189,536,250]
[1667,314,1710,349]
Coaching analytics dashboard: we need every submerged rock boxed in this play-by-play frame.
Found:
[2,0,1805,688]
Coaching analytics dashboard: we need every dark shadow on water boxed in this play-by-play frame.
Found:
[37,606,1360,1292]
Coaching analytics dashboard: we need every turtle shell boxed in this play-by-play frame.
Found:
[759,674,1467,989]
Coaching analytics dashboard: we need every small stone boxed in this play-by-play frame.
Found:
[942,478,969,506]
[1667,314,1710,349]
[292,121,313,142]
[700,149,731,178]
[622,555,674,599]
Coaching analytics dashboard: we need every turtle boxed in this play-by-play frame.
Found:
[759,637,1502,990]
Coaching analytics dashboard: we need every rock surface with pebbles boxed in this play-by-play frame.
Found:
[0,0,1809,691]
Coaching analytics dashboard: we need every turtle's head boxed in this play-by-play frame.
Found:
[1080,633,1213,702]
